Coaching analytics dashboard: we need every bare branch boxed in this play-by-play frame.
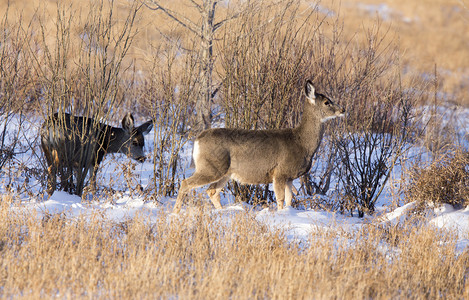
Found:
[212,0,262,32]
[213,10,242,32]
[188,0,203,13]
[145,1,202,38]
[152,26,194,53]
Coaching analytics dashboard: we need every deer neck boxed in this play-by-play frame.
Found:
[104,127,122,154]
[294,105,324,153]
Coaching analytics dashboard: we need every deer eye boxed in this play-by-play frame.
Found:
[324,101,331,106]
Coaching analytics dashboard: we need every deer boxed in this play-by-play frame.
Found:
[173,80,345,213]
[40,112,153,196]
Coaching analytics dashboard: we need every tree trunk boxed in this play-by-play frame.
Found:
[195,0,216,132]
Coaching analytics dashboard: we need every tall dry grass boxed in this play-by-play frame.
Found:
[3,0,468,105]
[320,0,469,106]
[0,202,467,298]
[405,149,469,209]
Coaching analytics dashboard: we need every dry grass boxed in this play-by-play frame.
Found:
[0,2,468,297]
[406,149,469,208]
[0,203,467,298]
[321,0,469,105]
[2,0,468,106]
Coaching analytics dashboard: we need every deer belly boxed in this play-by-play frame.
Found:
[229,163,274,185]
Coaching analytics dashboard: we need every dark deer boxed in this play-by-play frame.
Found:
[41,113,153,196]
[173,80,345,213]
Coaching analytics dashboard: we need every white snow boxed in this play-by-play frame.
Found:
[16,191,469,255]
[431,205,469,238]
[354,2,415,23]
[1,105,469,256]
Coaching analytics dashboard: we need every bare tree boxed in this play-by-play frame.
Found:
[145,0,251,131]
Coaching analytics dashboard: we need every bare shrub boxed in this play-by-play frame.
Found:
[329,23,421,217]
[34,1,139,196]
[139,42,197,197]
[218,0,325,206]
[0,6,44,197]
[0,9,27,169]
[334,83,417,217]
[218,2,421,213]
[406,150,469,208]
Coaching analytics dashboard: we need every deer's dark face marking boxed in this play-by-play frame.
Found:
[116,114,153,163]
[305,84,345,123]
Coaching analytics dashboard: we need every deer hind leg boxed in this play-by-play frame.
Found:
[44,148,59,195]
[173,172,225,213]
[206,175,230,209]
[273,177,287,210]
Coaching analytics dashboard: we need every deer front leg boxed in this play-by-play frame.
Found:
[89,166,99,192]
[46,164,57,195]
[273,178,286,210]
[285,180,293,207]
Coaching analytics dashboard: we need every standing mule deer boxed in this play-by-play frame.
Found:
[173,80,345,213]
[41,113,153,196]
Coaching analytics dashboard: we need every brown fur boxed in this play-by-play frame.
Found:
[173,81,345,212]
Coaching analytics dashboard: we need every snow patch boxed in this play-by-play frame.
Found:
[431,206,469,238]
[354,3,414,23]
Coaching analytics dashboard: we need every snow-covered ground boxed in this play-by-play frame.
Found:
[16,190,469,253]
[1,106,469,254]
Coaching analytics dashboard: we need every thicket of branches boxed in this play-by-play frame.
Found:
[0,0,465,215]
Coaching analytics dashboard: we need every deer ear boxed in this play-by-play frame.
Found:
[305,80,316,104]
[122,113,135,132]
[138,120,153,135]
